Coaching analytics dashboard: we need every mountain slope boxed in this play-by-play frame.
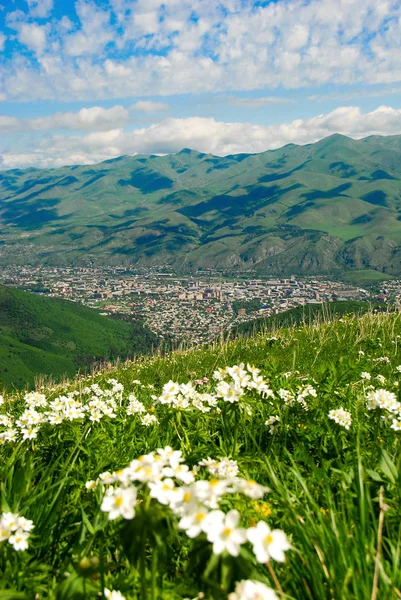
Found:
[2,134,401,274]
[0,285,158,389]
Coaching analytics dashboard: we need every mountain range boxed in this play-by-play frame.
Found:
[2,133,401,276]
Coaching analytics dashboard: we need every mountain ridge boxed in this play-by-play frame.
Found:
[2,133,401,275]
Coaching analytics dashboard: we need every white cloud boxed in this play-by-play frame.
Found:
[0,106,130,133]
[26,0,53,19]
[63,0,114,57]
[1,0,401,101]
[226,95,295,107]
[0,33,6,52]
[17,22,47,54]
[3,104,401,169]
[130,100,169,112]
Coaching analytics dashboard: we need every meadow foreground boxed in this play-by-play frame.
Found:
[1,311,400,599]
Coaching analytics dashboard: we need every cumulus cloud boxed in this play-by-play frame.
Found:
[1,0,401,100]
[2,105,401,169]
[17,23,47,54]
[226,95,295,107]
[0,106,130,133]
[26,0,54,19]
[130,100,169,112]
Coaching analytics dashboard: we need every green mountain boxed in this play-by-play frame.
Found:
[0,285,158,389]
[2,133,401,275]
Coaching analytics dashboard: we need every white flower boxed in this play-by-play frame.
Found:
[127,396,146,415]
[328,408,352,430]
[8,528,30,551]
[396,365,401,373]
[157,446,183,469]
[179,506,210,538]
[366,389,399,411]
[228,579,278,600]
[21,427,39,440]
[1,512,20,532]
[85,480,97,491]
[104,589,126,600]
[376,375,386,384]
[24,392,47,408]
[17,516,34,532]
[164,463,195,484]
[0,395,4,405]
[203,510,247,556]
[101,486,137,520]
[361,372,371,380]
[193,479,229,508]
[149,478,176,505]
[140,413,159,426]
[235,479,269,500]
[216,381,243,403]
[391,419,401,431]
[0,415,13,427]
[247,521,290,563]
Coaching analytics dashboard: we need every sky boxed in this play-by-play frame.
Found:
[1,0,401,169]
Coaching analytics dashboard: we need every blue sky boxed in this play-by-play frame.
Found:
[1,0,401,168]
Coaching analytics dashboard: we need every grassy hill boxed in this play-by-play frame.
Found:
[0,285,158,389]
[3,134,401,275]
[231,300,381,337]
[0,310,400,598]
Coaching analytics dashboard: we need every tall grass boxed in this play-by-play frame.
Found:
[0,310,400,599]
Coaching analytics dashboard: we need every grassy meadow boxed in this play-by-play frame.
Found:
[1,310,401,599]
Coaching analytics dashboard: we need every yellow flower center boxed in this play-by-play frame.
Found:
[264,534,273,545]
[115,496,124,507]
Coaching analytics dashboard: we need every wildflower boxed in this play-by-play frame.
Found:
[235,479,270,499]
[0,395,3,405]
[100,486,137,520]
[193,479,229,508]
[8,529,30,551]
[179,506,210,538]
[24,391,47,408]
[391,419,401,431]
[21,427,39,440]
[247,521,290,563]
[376,375,386,384]
[140,413,159,426]
[366,389,400,412]
[265,416,279,433]
[396,366,401,373]
[203,510,247,556]
[361,372,371,380]
[228,579,278,600]
[216,381,243,403]
[127,396,146,415]
[328,408,352,430]
[85,480,97,491]
[149,478,176,505]
[104,589,126,600]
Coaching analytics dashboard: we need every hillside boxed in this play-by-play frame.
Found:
[2,134,401,275]
[0,310,400,598]
[0,285,158,389]
[231,300,381,337]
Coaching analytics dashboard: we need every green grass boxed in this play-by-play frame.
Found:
[231,300,378,337]
[0,285,159,389]
[341,270,394,283]
[1,310,401,599]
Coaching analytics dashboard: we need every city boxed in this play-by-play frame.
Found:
[0,264,381,345]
